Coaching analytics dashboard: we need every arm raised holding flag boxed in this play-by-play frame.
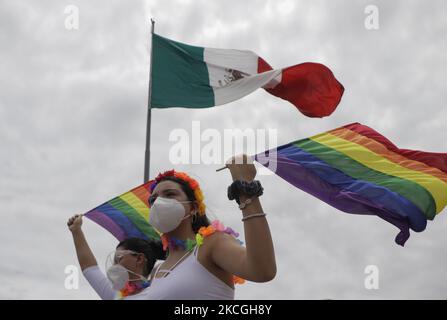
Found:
[211,154,276,282]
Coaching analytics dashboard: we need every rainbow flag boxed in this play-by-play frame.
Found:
[84,180,160,241]
[254,122,447,246]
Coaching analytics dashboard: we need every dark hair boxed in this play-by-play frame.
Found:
[117,238,166,277]
[154,176,210,233]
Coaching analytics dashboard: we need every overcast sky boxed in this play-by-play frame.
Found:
[1,0,447,299]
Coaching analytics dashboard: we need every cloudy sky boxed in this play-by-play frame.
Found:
[1,0,447,299]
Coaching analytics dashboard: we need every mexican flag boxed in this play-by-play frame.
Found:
[151,33,344,118]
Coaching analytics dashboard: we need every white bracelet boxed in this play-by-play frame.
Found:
[241,213,267,222]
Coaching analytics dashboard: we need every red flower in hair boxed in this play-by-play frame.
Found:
[155,170,175,183]
[150,170,176,192]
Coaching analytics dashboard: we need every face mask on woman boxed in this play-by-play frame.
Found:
[105,250,147,291]
[149,197,194,233]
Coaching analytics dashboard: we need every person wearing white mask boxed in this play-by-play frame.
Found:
[139,154,276,299]
[68,154,276,300]
[67,214,166,299]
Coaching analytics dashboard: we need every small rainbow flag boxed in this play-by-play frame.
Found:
[254,122,447,246]
[84,180,160,241]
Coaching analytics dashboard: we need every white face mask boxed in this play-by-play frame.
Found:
[105,250,147,291]
[106,264,130,291]
[149,197,193,233]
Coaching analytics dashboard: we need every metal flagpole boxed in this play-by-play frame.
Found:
[144,18,155,183]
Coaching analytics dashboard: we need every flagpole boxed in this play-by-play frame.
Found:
[144,18,155,183]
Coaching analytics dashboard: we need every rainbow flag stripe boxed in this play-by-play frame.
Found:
[254,122,447,246]
[84,180,161,241]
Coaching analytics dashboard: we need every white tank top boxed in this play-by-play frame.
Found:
[82,245,235,300]
[143,244,235,300]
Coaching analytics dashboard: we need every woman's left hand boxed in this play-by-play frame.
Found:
[225,154,256,182]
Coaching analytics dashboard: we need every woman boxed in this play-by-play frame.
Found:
[69,154,276,299]
[67,214,166,299]
[141,154,276,299]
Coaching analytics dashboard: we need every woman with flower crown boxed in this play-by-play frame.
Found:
[68,154,276,299]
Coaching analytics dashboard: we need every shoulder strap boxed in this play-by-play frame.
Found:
[193,243,200,256]
[150,261,164,280]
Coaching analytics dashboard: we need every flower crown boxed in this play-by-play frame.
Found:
[150,170,206,216]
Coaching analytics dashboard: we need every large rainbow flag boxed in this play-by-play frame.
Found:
[84,180,160,241]
[254,122,447,246]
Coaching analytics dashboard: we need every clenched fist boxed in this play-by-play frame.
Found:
[225,154,256,182]
[67,214,83,233]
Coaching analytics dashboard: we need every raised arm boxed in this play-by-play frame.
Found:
[211,154,276,282]
[67,214,97,271]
